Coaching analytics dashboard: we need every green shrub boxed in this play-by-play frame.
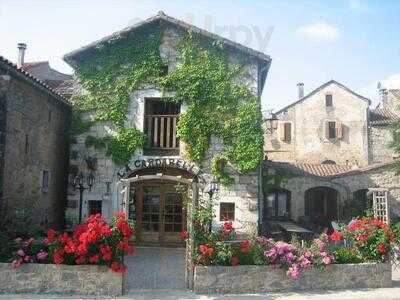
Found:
[333,247,362,264]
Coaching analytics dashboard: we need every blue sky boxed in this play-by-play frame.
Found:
[0,0,399,111]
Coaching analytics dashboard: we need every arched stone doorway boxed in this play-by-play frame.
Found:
[305,186,338,230]
[120,166,197,247]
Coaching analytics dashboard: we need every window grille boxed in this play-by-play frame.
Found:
[368,188,389,223]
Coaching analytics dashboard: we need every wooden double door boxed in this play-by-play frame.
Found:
[130,182,186,247]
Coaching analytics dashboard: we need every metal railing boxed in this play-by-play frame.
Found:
[144,115,179,150]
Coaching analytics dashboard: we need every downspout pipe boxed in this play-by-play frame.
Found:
[257,59,271,235]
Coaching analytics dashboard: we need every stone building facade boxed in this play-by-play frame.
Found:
[62,12,271,244]
[0,55,71,230]
[263,81,400,231]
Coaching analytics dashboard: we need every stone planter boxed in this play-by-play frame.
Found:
[194,262,392,294]
[0,263,122,296]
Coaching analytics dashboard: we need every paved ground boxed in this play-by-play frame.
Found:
[123,247,186,292]
[1,248,400,299]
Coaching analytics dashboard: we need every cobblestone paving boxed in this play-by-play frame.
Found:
[123,247,186,293]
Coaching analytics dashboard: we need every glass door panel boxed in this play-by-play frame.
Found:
[142,186,161,233]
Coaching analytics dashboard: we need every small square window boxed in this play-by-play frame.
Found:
[325,94,333,107]
[220,202,235,221]
[88,200,102,215]
[25,134,29,154]
[42,170,50,193]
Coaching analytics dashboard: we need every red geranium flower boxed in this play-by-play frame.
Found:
[75,256,86,265]
[199,244,208,254]
[231,256,239,266]
[47,229,57,243]
[378,243,387,254]
[330,230,343,242]
[223,221,234,232]
[179,230,189,240]
[240,240,250,253]
[89,255,100,264]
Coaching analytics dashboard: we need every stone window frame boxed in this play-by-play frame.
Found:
[265,188,291,220]
[279,121,293,143]
[220,202,235,221]
[41,169,51,193]
[325,93,333,108]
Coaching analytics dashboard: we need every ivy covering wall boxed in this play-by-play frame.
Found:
[71,24,264,183]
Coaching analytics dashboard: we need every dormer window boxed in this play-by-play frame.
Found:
[325,94,333,107]
[144,98,180,156]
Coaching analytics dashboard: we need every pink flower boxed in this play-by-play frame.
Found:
[16,249,25,257]
[23,255,31,262]
[322,256,332,265]
[304,251,313,258]
[11,259,22,268]
[36,250,48,261]
[300,256,311,268]
[313,239,325,250]
[24,238,34,246]
[265,248,277,260]
[287,264,301,279]
[283,252,295,263]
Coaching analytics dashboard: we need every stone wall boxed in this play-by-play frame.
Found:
[332,163,400,220]
[0,263,122,296]
[369,124,396,163]
[194,263,391,294]
[267,162,400,222]
[0,70,71,229]
[264,81,370,167]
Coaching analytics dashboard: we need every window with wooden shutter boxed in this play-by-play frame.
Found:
[280,122,291,142]
[326,121,336,139]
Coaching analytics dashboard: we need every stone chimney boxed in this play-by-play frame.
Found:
[379,88,388,107]
[17,43,27,68]
[297,82,304,99]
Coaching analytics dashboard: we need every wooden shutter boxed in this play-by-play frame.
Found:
[336,122,343,140]
[284,122,291,142]
[279,123,286,141]
[325,122,330,139]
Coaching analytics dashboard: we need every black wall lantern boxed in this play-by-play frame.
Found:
[71,171,94,223]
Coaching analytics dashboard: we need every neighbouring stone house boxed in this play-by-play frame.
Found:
[62,11,271,245]
[0,54,71,230]
[263,81,400,233]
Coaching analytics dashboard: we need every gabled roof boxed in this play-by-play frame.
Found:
[64,11,271,66]
[23,61,72,85]
[0,55,70,108]
[369,107,399,126]
[273,80,371,116]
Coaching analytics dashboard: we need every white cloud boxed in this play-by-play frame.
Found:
[380,74,400,89]
[358,74,400,106]
[296,21,340,42]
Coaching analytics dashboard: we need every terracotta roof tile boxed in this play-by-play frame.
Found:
[0,55,70,107]
[390,89,400,101]
[264,160,395,178]
[369,107,399,125]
